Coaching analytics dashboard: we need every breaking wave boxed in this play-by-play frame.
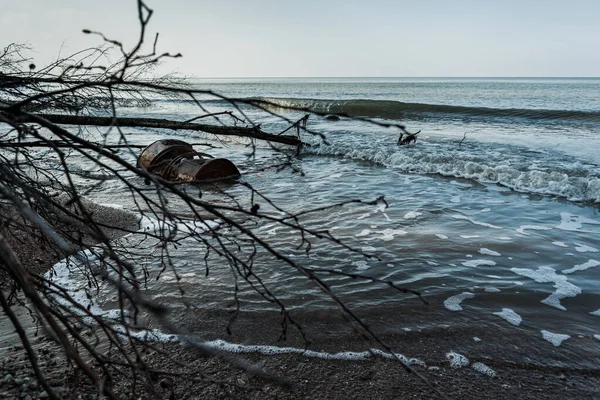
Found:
[304,141,600,203]
[258,97,600,123]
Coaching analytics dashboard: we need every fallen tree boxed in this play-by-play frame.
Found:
[0,1,440,399]
[6,112,302,146]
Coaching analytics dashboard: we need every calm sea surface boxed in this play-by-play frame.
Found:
[51,78,600,371]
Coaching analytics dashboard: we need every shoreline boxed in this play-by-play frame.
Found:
[1,203,599,398]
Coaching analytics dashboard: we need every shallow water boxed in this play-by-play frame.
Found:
[39,78,600,371]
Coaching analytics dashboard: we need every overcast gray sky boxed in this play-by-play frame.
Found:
[2,0,599,77]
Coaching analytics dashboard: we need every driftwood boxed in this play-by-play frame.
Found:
[397,130,420,146]
[8,113,302,147]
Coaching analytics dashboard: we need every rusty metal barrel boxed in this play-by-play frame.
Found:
[137,139,240,183]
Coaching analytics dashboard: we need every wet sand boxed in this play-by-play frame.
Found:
[1,203,599,399]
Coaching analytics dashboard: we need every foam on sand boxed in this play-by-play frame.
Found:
[204,340,425,365]
[492,308,522,326]
[46,252,178,343]
[562,259,600,274]
[541,330,570,347]
[471,362,496,377]
[446,351,469,368]
[444,292,474,311]
[511,266,581,310]
[47,249,431,363]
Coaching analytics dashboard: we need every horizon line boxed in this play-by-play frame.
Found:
[182,76,600,80]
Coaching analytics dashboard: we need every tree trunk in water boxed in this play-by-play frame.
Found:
[11,113,302,146]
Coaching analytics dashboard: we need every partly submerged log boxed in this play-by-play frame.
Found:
[138,139,240,183]
[11,113,302,146]
[397,130,420,145]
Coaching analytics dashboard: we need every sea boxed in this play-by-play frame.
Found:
[45,78,600,375]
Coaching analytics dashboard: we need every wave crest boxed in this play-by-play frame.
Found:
[258,97,600,122]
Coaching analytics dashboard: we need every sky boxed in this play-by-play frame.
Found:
[1,0,599,77]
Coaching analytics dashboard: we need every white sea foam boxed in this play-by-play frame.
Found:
[595,335,600,341]
[541,330,570,347]
[480,208,491,212]
[511,266,581,310]
[304,140,600,202]
[473,337,482,342]
[446,351,469,368]
[452,215,502,229]
[484,286,501,293]
[45,251,178,343]
[98,203,124,209]
[353,260,371,270]
[355,229,371,237]
[460,235,481,239]
[574,243,598,253]
[46,247,434,361]
[374,204,387,213]
[436,234,449,239]
[451,181,472,188]
[444,292,474,311]
[462,259,496,268]
[471,362,496,377]
[563,259,600,274]
[556,212,600,232]
[516,225,552,235]
[404,211,422,219]
[552,241,569,248]
[205,339,425,365]
[479,248,501,256]
[492,308,522,326]
[379,228,408,241]
[590,309,600,316]
[450,196,461,203]
[497,236,512,241]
